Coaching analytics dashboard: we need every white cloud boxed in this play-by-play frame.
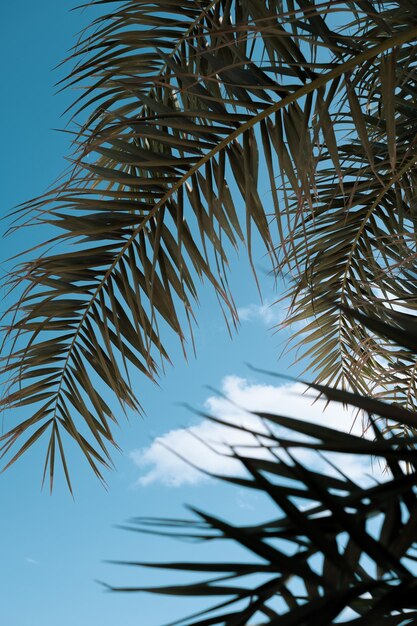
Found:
[237,298,309,336]
[130,376,380,488]
[237,299,282,326]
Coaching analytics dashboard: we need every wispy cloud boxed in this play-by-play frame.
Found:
[237,299,282,326]
[130,376,377,488]
[25,557,39,566]
[237,297,309,335]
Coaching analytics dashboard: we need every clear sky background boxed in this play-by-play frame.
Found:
[0,3,358,625]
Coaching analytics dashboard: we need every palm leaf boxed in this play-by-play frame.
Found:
[279,3,417,407]
[3,1,417,486]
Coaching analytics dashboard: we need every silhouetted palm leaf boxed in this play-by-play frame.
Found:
[106,305,417,623]
[108,389,417,625]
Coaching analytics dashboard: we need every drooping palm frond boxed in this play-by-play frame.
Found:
[280,3,417,404]
[108,382,417,625]
[336,305,417,437]
[3,1,417,486]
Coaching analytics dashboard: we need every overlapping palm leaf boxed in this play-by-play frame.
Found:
[109,380,417,625]
[3,1,417,486]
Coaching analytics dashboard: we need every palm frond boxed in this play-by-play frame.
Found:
[3,0,417,486]
[280,3,417,405]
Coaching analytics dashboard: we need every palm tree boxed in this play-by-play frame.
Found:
[107,310,417,625]
[2,1,417,487]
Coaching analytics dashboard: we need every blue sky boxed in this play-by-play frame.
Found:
[0,3,363,625]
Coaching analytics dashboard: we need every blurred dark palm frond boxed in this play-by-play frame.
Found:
[109,374,417,625]
[107,310,417,624]
[2,1,417,486]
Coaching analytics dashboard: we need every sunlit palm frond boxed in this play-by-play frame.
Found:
[2,0,417,487]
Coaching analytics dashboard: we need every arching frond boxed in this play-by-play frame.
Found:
[2,0,417,487]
